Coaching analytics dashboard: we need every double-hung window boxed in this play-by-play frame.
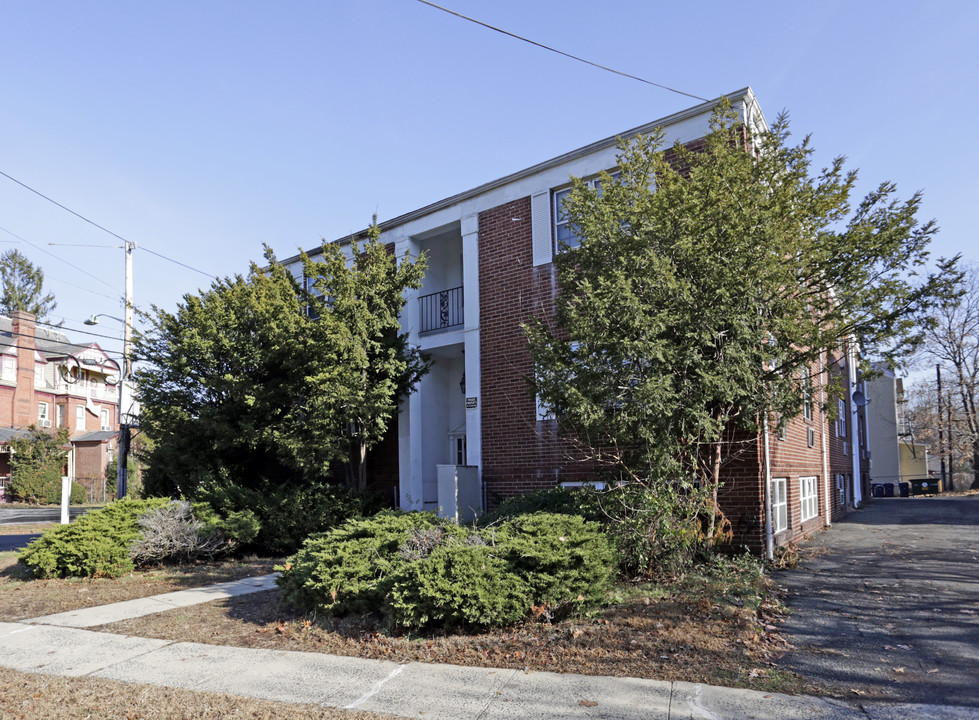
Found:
[1,355,15,382]
[800,476,819,521]
[837,398,847,437]
[553,172,620,252]
[801,366,812,421]
[772,477,788,533]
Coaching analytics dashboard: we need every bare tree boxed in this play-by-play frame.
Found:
[920,264,979,489]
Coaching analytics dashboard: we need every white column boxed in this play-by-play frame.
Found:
[461,215,481,479]
[397,235,424,510]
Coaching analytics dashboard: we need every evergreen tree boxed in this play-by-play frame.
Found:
[0,249,57,320]
[527,101,958,535]
[134,222,427,502]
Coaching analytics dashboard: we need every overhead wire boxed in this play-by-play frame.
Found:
[415,0,710,102]
[0,224,118,291]
[0,169,217,281]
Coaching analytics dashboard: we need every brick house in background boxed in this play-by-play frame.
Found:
[284,87,869,553]
[0,311,120,503]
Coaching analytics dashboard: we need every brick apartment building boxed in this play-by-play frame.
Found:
[0,310,120,502]
[284,87,871,552]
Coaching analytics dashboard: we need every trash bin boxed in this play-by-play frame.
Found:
[872,484,886,498]
[899,482,910,497]
[884,483,895,497]
[910,478,937,496]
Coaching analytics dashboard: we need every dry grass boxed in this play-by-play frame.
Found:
[95,560,815,695]
[0,667,396,720]
[0,523,55,536]
[0,553,282,622]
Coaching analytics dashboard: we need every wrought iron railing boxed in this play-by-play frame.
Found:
[419,286,464,334]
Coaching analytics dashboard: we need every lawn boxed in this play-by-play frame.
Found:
[0,667,395,720]
[1,538,826,699]
[91,556,814,696]
[0,550,281,622]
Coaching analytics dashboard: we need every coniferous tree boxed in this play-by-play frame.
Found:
[0,249,57,320]
[527,100,958,536]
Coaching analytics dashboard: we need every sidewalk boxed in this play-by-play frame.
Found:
[0,576,972,720]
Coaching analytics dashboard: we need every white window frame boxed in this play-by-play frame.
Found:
[772,477,788,534]
[801,366,812,421]
[800,476,819,522]
[553,172,621,253]
[56,404,66,428]
[1,355,15,382]
[38,401,50,424]
[837,398,847,437]
[807,426,815,448]
[100,408,111,432]
[76,405,86,431]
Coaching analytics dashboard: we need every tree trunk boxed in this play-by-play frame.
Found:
[708,439,722,541]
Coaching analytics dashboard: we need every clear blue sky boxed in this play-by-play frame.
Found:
[2,1,976,360]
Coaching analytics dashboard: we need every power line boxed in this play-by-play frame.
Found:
[0,169,217,281]
[139,246,215,280]
[0,224,118,291]
[0,169,131,245]
[416,0,710,102]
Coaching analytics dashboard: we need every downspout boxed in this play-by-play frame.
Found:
[848,342,862,506]
[762,412,774,561]
[820,351,832,527]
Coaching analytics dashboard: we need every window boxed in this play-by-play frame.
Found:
[777,417,786,441]
[57,405,66,428]
[1,355,15,382]
[807,427,815,448]
[100,408,111,432]
[801,366,812,420]
[772,477,788,533]
[38,402,50,427]
[553,172,620,252]
[837,398,847,437]
[800,476,819,521]
[34,365,43,388]
[449,433,466,466]
[76,406,86,431]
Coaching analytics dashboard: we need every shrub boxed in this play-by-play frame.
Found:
[200,481,362,554]
[480,486,604,525]
[18,498,171,578]
[493,513,618,618]
[9,427,71,504]
[597,482,709,578]
[277,511,457,615]
[281,509,619,631]
[387,542,531,631]
[129,500,259,564]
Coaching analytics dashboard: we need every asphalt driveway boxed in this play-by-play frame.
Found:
[776,495,979,709]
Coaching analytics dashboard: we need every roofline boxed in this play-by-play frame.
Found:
[283,87,760,265]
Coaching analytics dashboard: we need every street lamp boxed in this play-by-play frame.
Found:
[84,313,133,499]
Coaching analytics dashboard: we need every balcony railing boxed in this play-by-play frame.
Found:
[419,286,464,334]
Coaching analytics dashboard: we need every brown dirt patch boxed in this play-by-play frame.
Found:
[97,568,817,695]
[0,555,282,622]
[0,667,395,719]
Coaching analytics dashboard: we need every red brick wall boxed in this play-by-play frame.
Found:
[477,198,594,506]
[74,441,110,479]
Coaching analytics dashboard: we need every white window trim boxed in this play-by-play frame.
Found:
[800,476,819,522]
[552,172,621,254]
[837,398,847,437]
[772,477,788,534]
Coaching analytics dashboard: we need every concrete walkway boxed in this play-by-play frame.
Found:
[0,575,973,719]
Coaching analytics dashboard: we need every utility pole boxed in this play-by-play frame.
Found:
[117,240,135,498]
[937,364,947,492]
[947,387,955,492]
